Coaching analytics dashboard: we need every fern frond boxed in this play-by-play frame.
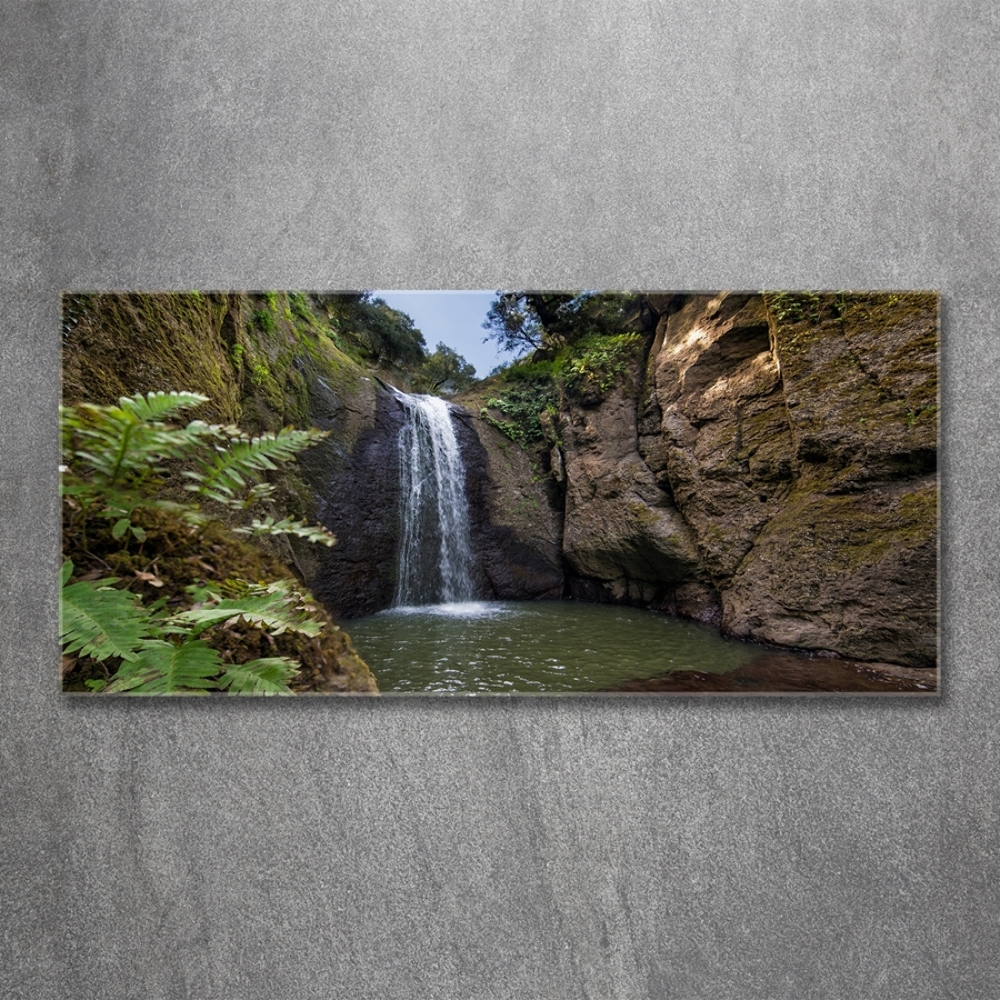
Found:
[64,398,215,489]
[171,586,324,637]
[186,428,329,502]
[106,639,221,695]
[60,563,152,662]
[218,657,299,695]
[233,516,337,547]
[117,390,209,423]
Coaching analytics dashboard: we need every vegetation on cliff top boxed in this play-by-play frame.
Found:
[311,292,476,394]
[471,292,648,446]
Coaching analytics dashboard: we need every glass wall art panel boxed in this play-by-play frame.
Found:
[60,290,939,696]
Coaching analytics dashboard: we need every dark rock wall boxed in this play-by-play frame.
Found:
[302,389,565,616]
[302,386,405,618]
[457,408,564,601]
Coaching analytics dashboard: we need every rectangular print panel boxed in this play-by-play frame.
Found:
[60,291,938,695]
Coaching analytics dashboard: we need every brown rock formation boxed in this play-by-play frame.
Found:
[453,290,937,669]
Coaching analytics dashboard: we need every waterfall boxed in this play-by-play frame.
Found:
[393,391,477,606]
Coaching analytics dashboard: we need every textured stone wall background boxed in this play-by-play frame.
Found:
[2,2,996,997]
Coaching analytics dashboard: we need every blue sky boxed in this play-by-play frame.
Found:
[370,290,522,378]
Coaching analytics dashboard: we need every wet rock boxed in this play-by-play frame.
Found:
[302,384,406,618]
[604,653,938,694]
[457,410,565,600]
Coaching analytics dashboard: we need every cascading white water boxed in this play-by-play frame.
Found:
[393,391,477,606]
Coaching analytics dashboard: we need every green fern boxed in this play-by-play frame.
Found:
[233,516,336,546]
[62,392,213,490]
[106,639,223,695]
[61,390,335,695]
[171,583,324,637]
[59,560,152,662]
[117,390,210,423]
[62,392,333,537]
[218,657,300,695]
[182,427,329,505]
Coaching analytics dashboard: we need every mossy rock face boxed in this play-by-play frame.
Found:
[722,478,937,666]
[770,291,938,478]
[61,292,243,423]
[613,291,937,666]
[236,292,369,436]
[454,404,565,601]
[61,290,388,687]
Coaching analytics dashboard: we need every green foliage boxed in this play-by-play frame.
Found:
[62,558,318,695]
[561,333,643,397]
[61,390,335,547]
[250,359,271,386]
[182,425,330,508]
[482,291,641,357]
[62,558,319,696]
[479,327,644,446]
[233,515,337,546]
[218,657,301,695]
[60,564,152,663]
[313,292,428,369]
[172,580,325,638]
[61,391,338,695]
[481,369,559,445]
[289,292,314,323]
[105,640,224,695]
[414,342,477,395]
[61,390,215,526]
[481,293,553,354]
[251,308,276,333]
[763,291,822,324]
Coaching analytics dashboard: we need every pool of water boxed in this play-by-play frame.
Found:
[343,599,787,694]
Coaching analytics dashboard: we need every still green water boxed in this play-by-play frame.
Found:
[344,600,772,694]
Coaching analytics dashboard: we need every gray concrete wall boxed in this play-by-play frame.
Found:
[2,3,995,997]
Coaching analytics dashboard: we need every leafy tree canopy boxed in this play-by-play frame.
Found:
[415,342,477,395]
[482,291,641,357]
[314,292,427,368]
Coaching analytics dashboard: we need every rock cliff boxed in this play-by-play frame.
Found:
[465,291,938,669]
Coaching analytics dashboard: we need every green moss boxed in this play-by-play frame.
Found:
[769,486,936,572]
[505,496,539,519]
[560,332,644,398]
[61,292,242,424]
[61,504,377,694]
[251,309,276,333]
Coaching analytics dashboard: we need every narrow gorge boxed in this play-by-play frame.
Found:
[60,289,938,694]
